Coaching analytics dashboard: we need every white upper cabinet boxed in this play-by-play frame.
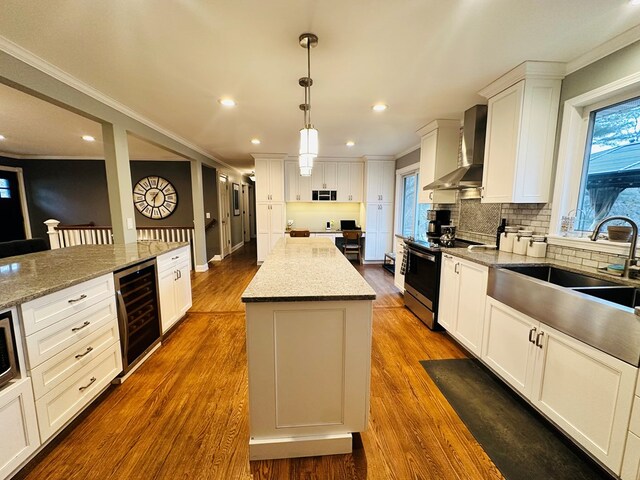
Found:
[417,120,460,205]
[337,162,364,202]
[285,161,312,202]
[255,156,284,203]
[311,162,338,190]
[479,61,564,204]
[365,159,395,203]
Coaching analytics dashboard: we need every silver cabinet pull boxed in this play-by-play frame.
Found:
[454,263,459,274]
[177,270,182,279]
[171,255,179,260]
[528,327,537,344]
[75,347,93,359]
[68,294,87,304]
[79,377,96,391]
[71,321,90,332]
[535,332,545,348]
[429,191,434,200]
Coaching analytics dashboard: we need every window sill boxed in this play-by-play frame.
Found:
[547,235,636,256]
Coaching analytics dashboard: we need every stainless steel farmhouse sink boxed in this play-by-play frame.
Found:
[502,265,640,308]
[489,266,640,366]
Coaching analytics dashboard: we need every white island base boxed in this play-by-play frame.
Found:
[246,299,372,460]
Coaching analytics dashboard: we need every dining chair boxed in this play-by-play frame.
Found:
[342,230,362,263]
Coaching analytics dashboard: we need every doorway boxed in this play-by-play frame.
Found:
[219,175,232,257]
[242,184,250,243]
[0,167,31,242]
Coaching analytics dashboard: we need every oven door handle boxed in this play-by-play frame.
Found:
[408,249,436,262]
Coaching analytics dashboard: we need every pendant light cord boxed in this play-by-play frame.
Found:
[307,42,312,127]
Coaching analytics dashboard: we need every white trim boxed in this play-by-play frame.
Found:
[362,155,394,162]
[0,35,244,175]
[547,235,638,257]
[231,241,244,253]
[416,119,460,137]
[394,164,421,236]
[210,254,222,262]
[194,263,209,272]
[0,152,186,161]
[395,163,420,175]
[394,144,420,159]
[566,24,640,75]
[251,153,287,160]
[0,165,32,238]
[479,61,566,99]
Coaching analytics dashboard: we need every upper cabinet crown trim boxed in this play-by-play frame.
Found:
[479,61,566,99]
[416,119,461,137]
[362,155,395,162]
[251,153,287,160]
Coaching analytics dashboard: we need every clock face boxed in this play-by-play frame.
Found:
[133,176,178,219]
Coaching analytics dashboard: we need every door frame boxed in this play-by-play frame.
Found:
[218,174,232,258]
[0,165,32,239]
[242,183,250,243]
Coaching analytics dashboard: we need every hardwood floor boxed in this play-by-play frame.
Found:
[17,241,502,480]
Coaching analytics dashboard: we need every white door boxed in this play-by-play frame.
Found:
[531,323,637,473]
[437,254,458,331]
[481,298,537,397]
[220,178,232,257]
[242,185,250,242]
[337,163,350,202]
[350,163,364,202]
[453,261,488,356]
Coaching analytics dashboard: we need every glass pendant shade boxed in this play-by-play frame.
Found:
[299,153,314,176]
[299,127,319,157]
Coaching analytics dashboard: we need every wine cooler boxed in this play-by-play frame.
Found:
[114,259,161,375]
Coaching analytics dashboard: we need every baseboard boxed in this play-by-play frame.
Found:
[112,343,162,384]
[210,254,222,262]
[195,263,209,272]
[249,433,352,461]
[231,242,244,253]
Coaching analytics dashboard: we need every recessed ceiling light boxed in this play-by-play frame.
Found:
[346,141,355,147]
[219,98,236,107]
[251,138,261,145]
[372,104,388,112]
[0,135,5,141]
[630,0,640,5]
[82,135,95,142]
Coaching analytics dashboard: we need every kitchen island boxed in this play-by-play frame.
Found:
[242,236,376,460]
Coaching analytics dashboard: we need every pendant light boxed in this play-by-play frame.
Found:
[298,33,318,176]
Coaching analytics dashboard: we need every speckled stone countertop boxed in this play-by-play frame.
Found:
[0,241,187,310]
[444,247,640,288]
[242,237,376,303]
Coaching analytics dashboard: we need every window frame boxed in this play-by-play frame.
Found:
[394,163,420,238]
[549,72,640,255]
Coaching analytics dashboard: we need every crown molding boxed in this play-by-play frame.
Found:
[362,155,394,162]
[416,119,461,137]
[566,24,640,75]
[479,61,566,99]
[0,35,243,174]
[394,143,420,159]
[250,153,288,160]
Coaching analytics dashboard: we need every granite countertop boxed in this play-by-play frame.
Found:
[242,237,376,303]
[0,241,187,310]
[444,247,640,288]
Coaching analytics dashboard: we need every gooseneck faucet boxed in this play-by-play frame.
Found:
[590,216,638,278]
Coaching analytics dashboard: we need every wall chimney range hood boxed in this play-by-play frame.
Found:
[423,104,487,192]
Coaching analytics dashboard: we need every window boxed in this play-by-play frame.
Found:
[0,178,10,199]
[575,95,640,232]
[397,169,432,240]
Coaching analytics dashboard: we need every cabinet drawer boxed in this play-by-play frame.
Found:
[35,342,122,441]
[21,274,115,335]
[30,319,120,400]
[157,246,190,273]
[25,297,117,368]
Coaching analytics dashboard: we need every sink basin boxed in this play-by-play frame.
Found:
[503,265,618,287]
[571,286,639,308]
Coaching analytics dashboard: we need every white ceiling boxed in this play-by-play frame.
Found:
[0,1,639,171]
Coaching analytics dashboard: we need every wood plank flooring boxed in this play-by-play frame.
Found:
[16,241,502,480]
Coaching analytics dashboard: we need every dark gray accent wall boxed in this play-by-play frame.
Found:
[395,148,420,170]
[202,164,220,260]
[129,161,193,227]
[226,171,245,247]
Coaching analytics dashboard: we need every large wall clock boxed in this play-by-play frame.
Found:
[133,176,178,219]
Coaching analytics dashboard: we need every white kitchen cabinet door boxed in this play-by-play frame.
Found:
[622,432,640,480]
[324,162,338,190]
[481,298,538,397]
[365,162,382,203]
[453,260,488,356]
[257,233,271,263]
[363,203,393,261]
[311,163,325,190]
[417,120,459,205]
[394,236,405,292]
[269,203,285,235]
[0,378,40,480]
[256,203,270,234]
[350,163,364,202]
[255,159,271,202]
[175,261,192,318]
[268,160,284,202]
[337,163,350,202]
[159,267,178,332]
[437,254,458,331]
[531,323,637,474]
[285,161,299,202]
[257,203,284,262]
[380,162,395,203]
[481,71,561,204]
[299,174,312,202]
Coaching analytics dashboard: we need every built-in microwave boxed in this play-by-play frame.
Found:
[0,311,18,389]
[312,190,337,201]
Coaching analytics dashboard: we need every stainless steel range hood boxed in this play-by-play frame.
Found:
[423,104,487,192]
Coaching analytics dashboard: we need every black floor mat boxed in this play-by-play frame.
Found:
[420,358,613,480]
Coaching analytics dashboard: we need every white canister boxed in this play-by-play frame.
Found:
[499,232,514,252]
[513,231,532,255]
[527,235,547,258]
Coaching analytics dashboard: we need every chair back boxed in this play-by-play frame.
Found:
[290,230,310,238]
[342,230,361,244]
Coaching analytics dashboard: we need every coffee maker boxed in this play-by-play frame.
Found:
[426,209,451,241]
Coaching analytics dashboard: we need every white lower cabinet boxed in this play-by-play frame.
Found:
[482,296,637,474]
[364,203,393,261]
[393,236,405,291]
[157,246,192,334]
[623,432,640,479]
[438,254,488,355]
[0,379,40,480]
[257,202,285,263]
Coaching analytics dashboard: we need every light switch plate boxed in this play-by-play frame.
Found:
[127,218,134,230]
[206,212,211,219]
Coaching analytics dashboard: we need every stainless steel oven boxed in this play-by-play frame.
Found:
[0,311,18,388]
[404,243,440,329]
